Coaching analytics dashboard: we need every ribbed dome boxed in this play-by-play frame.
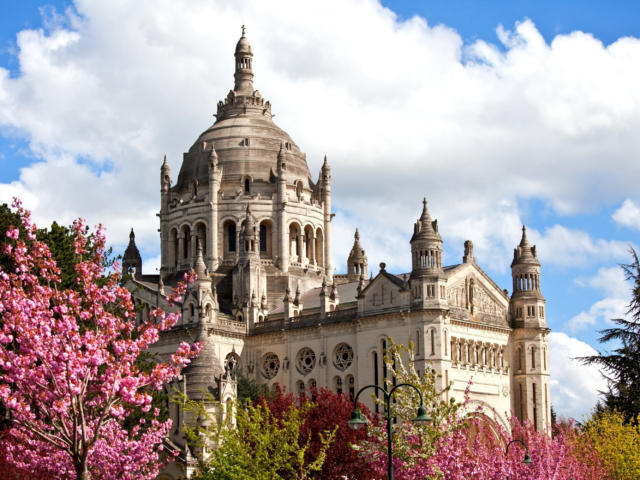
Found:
[172,28,312,194]
[173,115,312,193]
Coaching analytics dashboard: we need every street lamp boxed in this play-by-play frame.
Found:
[347,383,432,480]
[506,438,533,464]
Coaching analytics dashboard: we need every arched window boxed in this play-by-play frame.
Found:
[244,178,250,194]
[444,330,448,357]
[260,224,267,252]
[227,223,236,253]
[381,339,388,391]
[430,329,435,355]
[296,380,305,396]
[346,375,355,400]
[189,304,195,320]
[334,376,343,394]
[517,347,523,371]
[373,351,379,413]
[415,329,420,356]
[531,346,536,369]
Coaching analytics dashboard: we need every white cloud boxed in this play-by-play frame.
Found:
[613,198,640,230]
[549,331,607,421]
[568,266,630,332]
[529,225,630,267]
[0,0,638,266]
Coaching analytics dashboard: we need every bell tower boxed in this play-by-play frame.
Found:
[409,198,448,309]
[510,226,551,433]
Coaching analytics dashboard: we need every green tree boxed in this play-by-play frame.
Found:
[1,203,114,290]
[580,410,640,480]
[357,339,468,471]
[581,248,640,424]
[182,394,336,480]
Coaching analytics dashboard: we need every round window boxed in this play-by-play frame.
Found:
[333,343,354,371]
[261,353,280,379]
[296,347,316,375]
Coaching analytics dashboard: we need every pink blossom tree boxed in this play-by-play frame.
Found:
[0,199,201,480]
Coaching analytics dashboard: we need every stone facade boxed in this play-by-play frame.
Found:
[125,29,551,478]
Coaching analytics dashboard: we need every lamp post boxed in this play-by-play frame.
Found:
[347,383,432,480]
[505,438,533,479]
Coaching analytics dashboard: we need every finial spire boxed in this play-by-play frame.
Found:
[520,225,529,246]
[234,25,254,94]
[129,228,135,240]
[354,228,360,241]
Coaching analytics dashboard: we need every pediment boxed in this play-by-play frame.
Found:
[446,264,508,318]
[360,272,409,312]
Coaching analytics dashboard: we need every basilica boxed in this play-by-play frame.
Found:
[123,28,551,478]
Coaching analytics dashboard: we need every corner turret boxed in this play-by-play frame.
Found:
[409,199,447,309]
[509,225,550,434]
[123,228,142,276]
[347,229,368,281]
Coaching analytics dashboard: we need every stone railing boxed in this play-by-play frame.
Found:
[249,307,358,334]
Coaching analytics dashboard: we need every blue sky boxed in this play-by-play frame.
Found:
[1,0,639,419]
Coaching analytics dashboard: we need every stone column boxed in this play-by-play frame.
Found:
[310,234,316,265]
[178,234,185,265]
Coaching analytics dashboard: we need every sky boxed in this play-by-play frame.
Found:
[1,0,639,421]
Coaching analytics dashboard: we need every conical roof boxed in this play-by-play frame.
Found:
[410,198,442,243]
[511,225,540,266]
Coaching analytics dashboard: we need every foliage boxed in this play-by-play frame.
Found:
[358,339,607,479]
[358,339,467,473]
[188,395,336,480]
[0,199,201,480]
[0,203,113,290]
[236,368,270,403]
[580,410,640,480]
[261,386,377,480]
[581,247,640,424]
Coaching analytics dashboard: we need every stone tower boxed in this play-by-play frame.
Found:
[510,226,551,433]
[409,199,448,309]
[123,228,142,275]
[157,26,332,314]
[347,229,368,281]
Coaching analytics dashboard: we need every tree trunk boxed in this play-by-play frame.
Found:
[76,458,89,480]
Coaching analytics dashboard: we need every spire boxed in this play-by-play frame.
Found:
[520,225,530,247]
[234,25,254,95]
[294,284,301,305]
[512,224,539,266]
[123,228,142,276]
[330,281,338,301]
[161,154,168,169]
[277,141,286,173]
[348,228,368,281]
[411,197,441,242]
[322,155,330,171]
[194,239,208,280]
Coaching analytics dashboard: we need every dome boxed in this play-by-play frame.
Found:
[173,28,312,194]
[173,114,312,193]
[235,34,252,56]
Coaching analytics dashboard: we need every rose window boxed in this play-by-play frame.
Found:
[261,353,280,379]
[296,348,316,375]
[333,343,354,371]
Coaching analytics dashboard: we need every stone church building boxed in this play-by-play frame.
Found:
[123,29,551,478]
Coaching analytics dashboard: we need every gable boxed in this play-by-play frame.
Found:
[446,264,508,318]
[360,274,409,313]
